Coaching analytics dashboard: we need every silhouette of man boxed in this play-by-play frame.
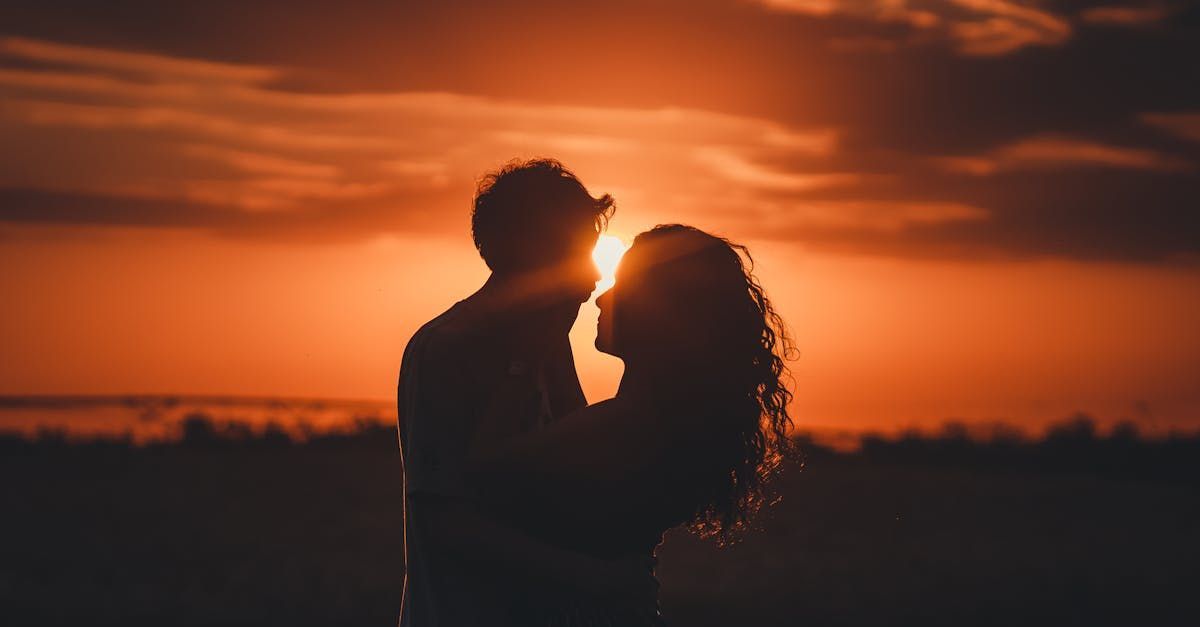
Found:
[397,159,619,626]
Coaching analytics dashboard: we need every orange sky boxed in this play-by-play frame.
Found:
[1,3,1198,435]
[3,219,1198,434]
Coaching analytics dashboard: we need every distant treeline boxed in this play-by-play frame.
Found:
[0,412,397,451]
[799,415,1200,485]
[3,411,1199,485]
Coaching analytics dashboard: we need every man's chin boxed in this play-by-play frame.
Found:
[538,300,583,332]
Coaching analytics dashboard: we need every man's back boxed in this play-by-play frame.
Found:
[398,302,492,627]
[397,300,587,626]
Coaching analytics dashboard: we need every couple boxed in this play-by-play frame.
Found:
[397,159,795,626]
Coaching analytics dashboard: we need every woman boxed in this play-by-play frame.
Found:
[468,224,798,625]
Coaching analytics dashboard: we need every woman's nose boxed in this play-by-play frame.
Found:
[595,288,612,310]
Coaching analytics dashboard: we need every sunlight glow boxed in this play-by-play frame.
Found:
[592,234,628,294]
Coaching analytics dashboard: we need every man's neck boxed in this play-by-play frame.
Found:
[458,274,516,327]
[461,273,576,357]
[465,272,544,318]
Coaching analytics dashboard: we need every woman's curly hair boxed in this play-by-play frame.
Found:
[632,224,799,546]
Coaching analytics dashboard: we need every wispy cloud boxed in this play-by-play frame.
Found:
[754,0,1071,55]
[1141,112,1200,143]
[693,147,857,191]
[937,135,1192,174]
[1081,3,1173,27]
[765,200,989,232]
[0,37,280,82]
[180,145,340,180]
[0,36,874,235]
[1,30,1195,261]
[948,0,1071,55]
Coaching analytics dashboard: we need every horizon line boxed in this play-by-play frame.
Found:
[0,393,395,409]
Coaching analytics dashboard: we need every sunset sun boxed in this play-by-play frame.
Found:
[592,234,628,293]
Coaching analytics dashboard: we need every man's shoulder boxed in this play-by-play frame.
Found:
[406,304,466,351]
[403,303,491,374]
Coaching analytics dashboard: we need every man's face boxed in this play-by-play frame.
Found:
[504,220,600,326]
[555,226,602,306]
[511,225,598,336]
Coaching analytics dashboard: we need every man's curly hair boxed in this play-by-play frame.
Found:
[472,159,614,272]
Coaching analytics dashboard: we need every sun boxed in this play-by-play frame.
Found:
[592,234,628,294]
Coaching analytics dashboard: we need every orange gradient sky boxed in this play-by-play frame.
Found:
[4,222,1199,434]
[1,1,1198,434]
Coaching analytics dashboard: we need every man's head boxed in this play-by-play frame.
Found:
[472,159,614,305]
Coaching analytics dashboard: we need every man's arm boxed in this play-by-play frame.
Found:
[466,397,659,495]
[404,330,653,606]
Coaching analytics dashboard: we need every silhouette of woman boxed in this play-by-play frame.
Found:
[467,224,797,625]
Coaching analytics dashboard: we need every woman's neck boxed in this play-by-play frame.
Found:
[616,361,652,401]
[618,358,695,403]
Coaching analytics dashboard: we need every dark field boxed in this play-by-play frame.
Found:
[3,420,1199,626]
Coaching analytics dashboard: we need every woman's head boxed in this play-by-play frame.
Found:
[595,224,797,544]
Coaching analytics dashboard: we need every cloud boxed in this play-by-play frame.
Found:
[379,160,452,187]
[0,37,279,83]
[180,145,340,180]
[827,35,901,53]
[997,136,1190,171]
[948,0,1071,55]
[760,200,990,232]
[1081,4,1173,26]
[171,179,394,213]
[0,4,1196,263]
[491,131,639,154]
[1141,112,1200,143]
[755,0,1071,55]
[2,97,392,150]
[693,147,857,191]
[937,135,1192,174]
[759,0,941,27]
[1,36,874,235]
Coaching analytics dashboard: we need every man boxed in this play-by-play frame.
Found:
[397,159,641,626]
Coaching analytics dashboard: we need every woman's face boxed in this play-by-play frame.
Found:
[593,265,623,358]
[594,284,619,357]
[594,233,709,359]
[594,240,650,358]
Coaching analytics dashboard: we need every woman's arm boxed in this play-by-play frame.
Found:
[408,328,656,612]
[467,392,661,497]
